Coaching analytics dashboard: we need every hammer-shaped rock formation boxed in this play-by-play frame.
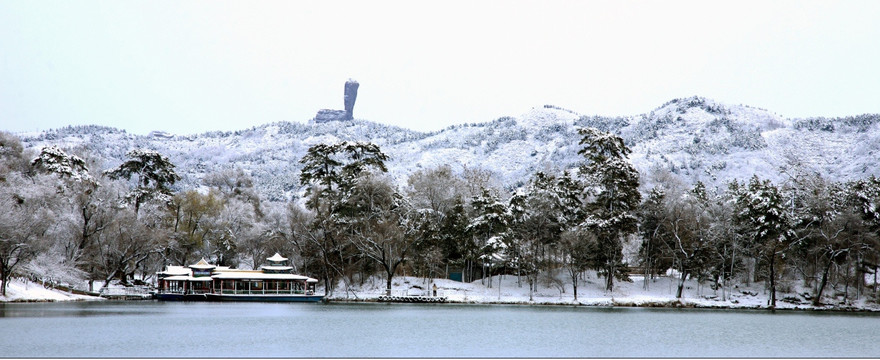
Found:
[315,79,359,123]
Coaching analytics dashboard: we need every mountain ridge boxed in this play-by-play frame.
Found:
[16,96,880,201]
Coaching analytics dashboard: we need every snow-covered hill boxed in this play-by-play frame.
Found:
[17,96,880,200]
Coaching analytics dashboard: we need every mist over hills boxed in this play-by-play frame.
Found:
[17,96,880,201]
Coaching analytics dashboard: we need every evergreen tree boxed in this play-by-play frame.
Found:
[577,127,641,292]
[297,141,389,294]
[438,198,471,277]
[31,145,94,185]
[467,188,511,286]
[638,187,671,287]
[841,176,880,301]
[104,149,180,215]
[732,175,793,308]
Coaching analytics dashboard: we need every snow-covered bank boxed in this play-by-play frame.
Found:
[0,278,103,302]
[325,272,880,312]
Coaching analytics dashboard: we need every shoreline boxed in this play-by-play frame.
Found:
[2,292,877,313]
[4,275,879,314]
[324,296,880,313]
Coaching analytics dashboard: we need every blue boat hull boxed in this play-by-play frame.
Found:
[155,293,208,301]
[204,293,324,302]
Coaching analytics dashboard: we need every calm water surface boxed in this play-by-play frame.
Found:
[0,301,878,357]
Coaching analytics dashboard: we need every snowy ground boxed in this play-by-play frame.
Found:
[4,271,879,312]
[0,278,102,302]
[326,271,880,312]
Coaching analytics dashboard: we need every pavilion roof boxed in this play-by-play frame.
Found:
[267,253,288,262]
[189,258,216,270]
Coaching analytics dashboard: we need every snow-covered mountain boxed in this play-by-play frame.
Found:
[16,96,880,201]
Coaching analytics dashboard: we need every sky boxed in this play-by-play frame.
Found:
[2,0,879,135]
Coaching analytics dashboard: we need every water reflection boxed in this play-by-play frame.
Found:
[0,301,877,358]
[0,301,159,318]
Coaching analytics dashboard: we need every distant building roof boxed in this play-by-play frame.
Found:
[267,253,288,262]
[159,266,191,276]
[260,265,293,272]
[211,272,314,281]
[189,258,216,270]
[162,275,212,281]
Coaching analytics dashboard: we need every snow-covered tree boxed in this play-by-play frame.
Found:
[437,198,471,278]
[211,196,257,268]
[577,127,641,292]
[840,176,880,301]
[0,132,30,181]
[346,174,419,295]
[663,182,716,298]
[93,202,166,290]
[297,141,390,294]
[507,172,567,299]
[638,187,672,287]
[550,172,588,299]
[468,188,511,287]
[406,164,466,214]
[203,166,263,218]
[104,149,180,215]
[31,145,94,185]
[0,173,54,295]
[732,175,793,308]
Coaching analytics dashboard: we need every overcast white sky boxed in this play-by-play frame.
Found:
[2,0,879,135]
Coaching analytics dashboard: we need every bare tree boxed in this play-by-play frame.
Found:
[164,190,224,266]
[347,174,421,295]
[93,206,163,290]
[0,173,54,295]
[203,166,263,218]
[407,164,467,214]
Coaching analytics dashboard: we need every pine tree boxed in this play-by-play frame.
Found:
[438,198,471,279]
[841,176,880,301]
[577,127,641,292]
[467,188,511,286]
[104,149,180,215]
[733,175,793,308]
[31,145,94,185]
[297,141,390,294]
[638,187,670,288]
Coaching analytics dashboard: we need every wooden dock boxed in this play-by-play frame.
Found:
[377,295,447,303]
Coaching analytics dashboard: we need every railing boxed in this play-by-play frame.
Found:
[378,288,447,303]
[157,288,210,295]
[217,289,312,295]
[100,286,154,299]
[385,289,445,297]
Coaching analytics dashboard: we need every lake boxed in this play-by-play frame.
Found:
[0,301,877,357]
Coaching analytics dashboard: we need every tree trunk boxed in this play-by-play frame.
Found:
[605,264,614,292]
[385,272,393,296]
[528,276,534,302]
[856,253,863,300]
[729,245,736,301]
[99,270,118,293]
[813,257,833,306]
[517,262,521,288]
[676,268,687,299]
[0,267,7,296]
[768,254,777,309]
[844,257,851,303]
[874,265,878,298]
